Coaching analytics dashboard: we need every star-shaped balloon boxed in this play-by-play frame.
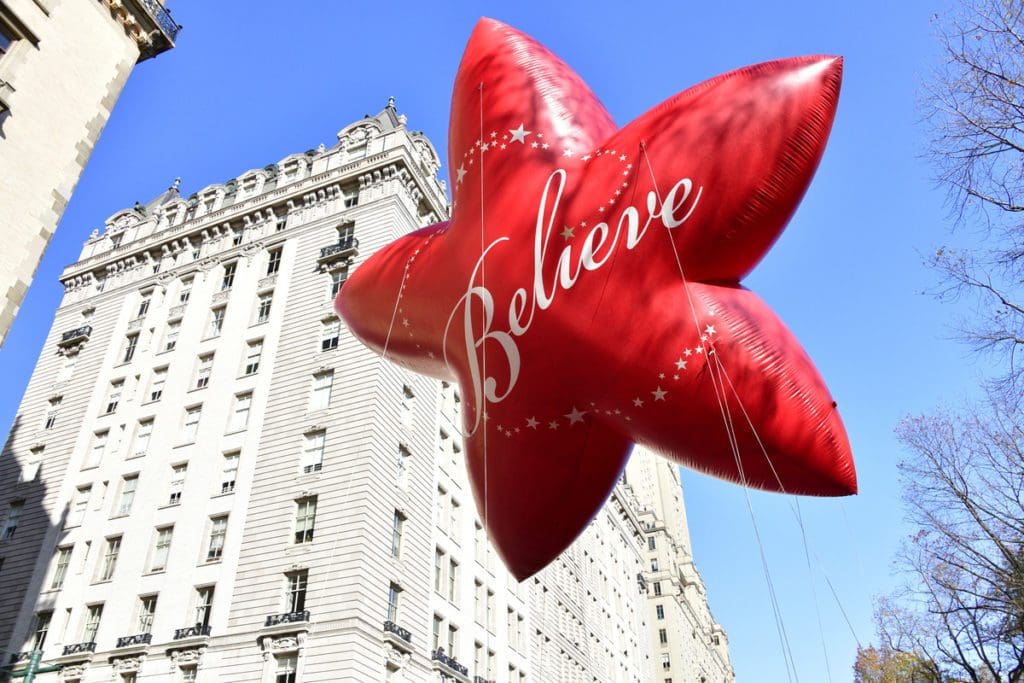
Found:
[338,18,856,580]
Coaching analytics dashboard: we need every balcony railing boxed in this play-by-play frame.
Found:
[62,642,96,656]
[116,633,152,648]
[317,234,359,269]
[58,325,92,351]
[138,0,181,42]
[474,677,496,683]
[173,624,211,640]
[264,610,309,627]
[431,649,469,677]
[383,620,412,643]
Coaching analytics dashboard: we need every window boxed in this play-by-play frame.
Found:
[474,580,485,624]
[310,370,333,410]
[149,367,167,401]
[286,570,307,613]
[1,501,21,539]
[97,536,121,581]
[133,419,153,457]
[244,339,263,375]
[51,547,72,589]
[656,604,665,620]
[182,406,201,442]
[228,392,252,432]
[659,628,668,645]
[275,214,287,232]
[138,595,157,633]
[195,586,214,628]
[648,536,657,550]
[396,444,410,488]
[180,668,196,683]
[164,321,180,351]
[651,558,659,572]
[31,612,51,650]
[44,396,61,430]
[116,475,138,516]
[179,280,192,304]
[486,589,495,630]
[136,296,151,319]
[105,381,123,414]
[169,464,187,505]
[221,452,239,494]
[256,293,273,324]
[330,269,346,298]
[206,517,228,561]
[267,248,282,275]
[232,229,243,246]
[208,307,225,337]
[83,604,103,642]
[301,430,325,473]
[447,624,459,655]
[195,354,214,389]
[275,654,297,683]
[434,548,444,593]
[401,385,414,427]
[151,527,173,571]
[448,559,459,602]
[86,430,107,468]
[221,262,236,290]
[390,511,405,558]
[661,653,671,670]
[320,319,340,351]
[68,487,90,527]
[343,190,358,208]
[387,582,401,622]
[122,334,138,363]
[432,614,442,651]
[294,497,317,544]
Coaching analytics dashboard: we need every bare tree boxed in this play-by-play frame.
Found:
[925,0,1024,386]
[877,393,1024,682]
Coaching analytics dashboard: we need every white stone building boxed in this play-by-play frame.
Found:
[0,103,732,683]
[0,0,179,347]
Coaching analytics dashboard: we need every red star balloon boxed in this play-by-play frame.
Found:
[338,18,856,580]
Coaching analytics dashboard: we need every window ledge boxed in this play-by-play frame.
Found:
[188,386,208,393]
[174,441,196,449]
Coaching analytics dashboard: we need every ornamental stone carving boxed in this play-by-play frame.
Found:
[169,647,204,667]
[383,644,411,678]
[271,636,299,651]
[59,664,86,681]
[242,242,265,264]
[112,655,144,673]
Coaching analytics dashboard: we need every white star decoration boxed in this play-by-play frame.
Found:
[526,417,539,429]
[652,387,667,401]
[674,357,688,370]
[565,407,586,424]
[456,165,467,183]
[509,124,530,144]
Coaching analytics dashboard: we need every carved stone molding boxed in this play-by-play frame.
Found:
[384,643,411,672]
[168,646,205,668]
[112,655,145,673]
[242,241,265,264]
[59,663,87,681]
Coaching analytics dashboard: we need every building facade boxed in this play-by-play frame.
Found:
[0,103,732,683]
[0,0,179,347]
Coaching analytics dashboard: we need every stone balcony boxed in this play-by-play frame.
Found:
[431,648,469,681]
[383,620,413,654]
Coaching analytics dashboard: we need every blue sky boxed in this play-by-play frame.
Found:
[0,1,983,679]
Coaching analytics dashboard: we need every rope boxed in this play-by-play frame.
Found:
[639,144,801,683]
